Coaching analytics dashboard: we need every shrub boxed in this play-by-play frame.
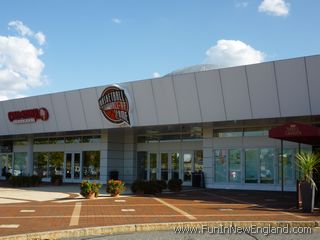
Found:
[131,180,145,194]
[156,180,167,191]
[131,179,167,194]
[9,175,42,187]
[168,179,183,192]
[51,174,63,185]
[80,181,102,198]
[107,179,125,196]
[144,180,159,194]
[30,175,42,186]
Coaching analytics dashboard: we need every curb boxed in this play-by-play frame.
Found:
[0,221,319,240]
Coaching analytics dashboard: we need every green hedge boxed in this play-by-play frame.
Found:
[9,175,42,187]
[131,179,167,194]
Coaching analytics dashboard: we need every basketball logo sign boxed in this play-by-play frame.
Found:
[98,85,131,126]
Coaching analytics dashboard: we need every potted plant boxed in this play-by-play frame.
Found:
[296,152,320,212]
[107,179,125,197]
[80,181,102,199]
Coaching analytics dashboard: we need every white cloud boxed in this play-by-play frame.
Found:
[204,39,265,68]
[9,20,46,45]
[0,21,46,101]
[35,32,46,46]
[258,0,290,16]
[152,72,161,78]
[111,18,122,24]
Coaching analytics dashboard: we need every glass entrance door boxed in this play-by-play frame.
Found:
[64,152,82,182]
[183,152,193,185]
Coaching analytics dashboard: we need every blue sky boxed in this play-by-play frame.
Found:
[0,0,319,100]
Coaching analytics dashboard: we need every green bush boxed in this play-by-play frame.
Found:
[131,179,167,194]
[9,175,42,187]
[156,180,167,191]
[144,180,159,194]
[131,180,145,194]
[168,179,183,192]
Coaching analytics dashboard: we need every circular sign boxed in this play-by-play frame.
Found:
[98,86,131,125]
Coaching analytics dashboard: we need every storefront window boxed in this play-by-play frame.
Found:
[34,138,49,144]
[49,152,64,176]
[279,149,295,185]
[149,153,157,180]
[245,149,259,183]
[48,138,65,144]
[33,152,49,177]
[0,153,13,175]
[34,152,64,178]
[260,148,274,184]
[137,151,148,180]
[159,134,181,142]
[214,149,228,182]
[65,137,81,144]
[171,153,179,180]
[161,153,168,180]
[194,150,203,172]
[213,129,243,138]
[82,136,101,143]
[13,153,27,176]
[82,151,100,180]
[183,153,192,182]
[13,140,28,146]
[229,149,241,183]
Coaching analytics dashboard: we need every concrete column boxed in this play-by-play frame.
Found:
[123,128,136,183]
[99,132,108,183]
[27,136,33,175]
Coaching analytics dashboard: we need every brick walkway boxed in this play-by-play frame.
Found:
[0,187,319,237]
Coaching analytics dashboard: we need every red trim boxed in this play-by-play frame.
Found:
[268,122,320,145]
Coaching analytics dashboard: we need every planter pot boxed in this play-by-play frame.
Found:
[111,193,120,197]
[300,181,315,213]
[86,192,96,200]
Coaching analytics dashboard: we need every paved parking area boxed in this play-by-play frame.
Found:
[0,185,319,238]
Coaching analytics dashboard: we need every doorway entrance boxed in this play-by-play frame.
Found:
[64,152,82,182]
[138,151,202,185]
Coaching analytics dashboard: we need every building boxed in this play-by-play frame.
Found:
[0,55,320,192]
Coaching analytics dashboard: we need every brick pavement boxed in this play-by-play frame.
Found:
[0,187,319,238]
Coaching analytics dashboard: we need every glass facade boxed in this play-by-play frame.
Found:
[161,153,168,180]
[260,148,274,184]
[245,149,259,183]
[171,153,179,180]
[229,149,241,183]
[0,153,13,175]
[194,150,203,172]
[13,153,27,176]
[212,147,308,185]
[149,153,157,180]
[82,151,100,180]
[183,153,192,182]
[214,149,228,182]
[33,152,64,177]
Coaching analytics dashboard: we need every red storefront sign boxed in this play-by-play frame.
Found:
[8,108,49,124]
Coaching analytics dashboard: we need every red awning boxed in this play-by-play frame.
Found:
[269,122,320,145]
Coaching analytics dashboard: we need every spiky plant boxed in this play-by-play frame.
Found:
[296,152,320,189]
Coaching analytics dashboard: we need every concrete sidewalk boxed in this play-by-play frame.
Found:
[0,186,319,239]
